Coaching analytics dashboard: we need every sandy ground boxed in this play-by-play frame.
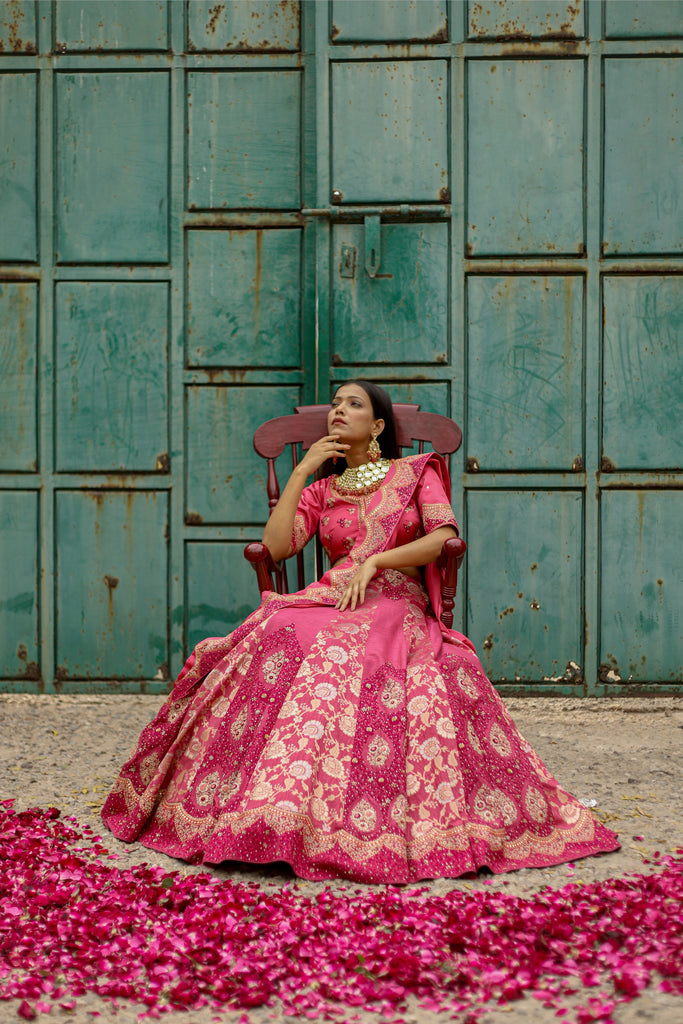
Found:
[1,693,682,1024]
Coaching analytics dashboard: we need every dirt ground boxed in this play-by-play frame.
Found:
[1,693,682,1024]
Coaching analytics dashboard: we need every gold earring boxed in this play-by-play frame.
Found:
[367,432,381,463]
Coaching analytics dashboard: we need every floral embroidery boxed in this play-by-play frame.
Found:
[350,799,377,833]
[467,720,483,754]
[288,760,312,781]
[314,683,337,700]
[408,695,429,715]
[525,786,548,823]
[455,665,478,699]
[322,756,344,778]
[436,716,456,739]
[262,650,286,685]
[196,771,220,807]
[366,734,391,768]
[419,738,440,760]
[489,722,512,758]
[230,706,248,740]
[339,715,356,737]
[436,782,455,804]
[421,501,457,533]
[302,719,324,740]
[251,780,273,801]
[140,753,160,787]
[380,673,404,710]
[217,772,241,805]
[326,645,348,665]
[557,801,581,824]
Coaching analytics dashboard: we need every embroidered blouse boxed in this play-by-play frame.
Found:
[287,458,458,566]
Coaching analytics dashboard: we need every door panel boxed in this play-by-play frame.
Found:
[603,59,683,255]
[56,72,169,263]
[331,222,449,365]
[0,72,37,261]
[467,275,583,471]
[187,70,301,210]
[185,384,301,525]
[0,282,37,471]
[467,0,584,39]
[601,490,683,682]
[187,228,302,368]
[187,1,300,52]
[0,492,38,679]
[602,276,683,471]
[467,60,585,256]
[186,542,261,652]
[55,491,168,680]
[604,2,683,38]
[0,0,36,52]
[55,282,168,472]
[330,1,448,43]
[467,490,584,684]
[54,1,168,51]
[331,61,449,203]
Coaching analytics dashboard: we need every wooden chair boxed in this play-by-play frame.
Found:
[243,404,467,628]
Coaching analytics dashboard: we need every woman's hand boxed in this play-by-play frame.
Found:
[298,434,350,477]
[336,557,379,611]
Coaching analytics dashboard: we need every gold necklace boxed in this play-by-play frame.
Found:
[333,458,392,496]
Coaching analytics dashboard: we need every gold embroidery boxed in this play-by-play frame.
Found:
[421,501,457,533]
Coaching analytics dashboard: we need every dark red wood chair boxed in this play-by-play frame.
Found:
[243,403,467,628]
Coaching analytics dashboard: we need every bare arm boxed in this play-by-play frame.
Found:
[371,526,456,573]
[336,526,456,611]
[261,434,349,561]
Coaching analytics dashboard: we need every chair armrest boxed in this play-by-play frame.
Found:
[243,542,288,596]
[437,535,467,629]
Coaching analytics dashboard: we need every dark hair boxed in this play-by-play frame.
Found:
[317,380,400,479]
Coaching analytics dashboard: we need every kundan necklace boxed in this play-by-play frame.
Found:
[333,458,392,496]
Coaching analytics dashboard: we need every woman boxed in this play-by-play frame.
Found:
[102,381,619,883]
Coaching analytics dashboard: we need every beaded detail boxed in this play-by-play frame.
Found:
[332,458,392,496]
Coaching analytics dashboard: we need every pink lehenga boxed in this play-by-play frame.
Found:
[102,454,619,883]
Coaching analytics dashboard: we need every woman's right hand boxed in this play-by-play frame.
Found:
[298,434,349,476]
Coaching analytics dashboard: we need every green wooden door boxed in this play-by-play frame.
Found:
[0,1,681,696]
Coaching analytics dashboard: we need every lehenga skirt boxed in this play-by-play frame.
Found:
[101,569,619,883]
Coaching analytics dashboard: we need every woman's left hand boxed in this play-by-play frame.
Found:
[336,558,379,611]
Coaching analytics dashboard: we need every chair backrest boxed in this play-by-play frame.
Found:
[252,403,463,589]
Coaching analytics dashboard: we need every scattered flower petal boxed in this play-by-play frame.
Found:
[0,804,681,1023]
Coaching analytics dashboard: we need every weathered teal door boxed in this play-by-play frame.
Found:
[1,1,681,695]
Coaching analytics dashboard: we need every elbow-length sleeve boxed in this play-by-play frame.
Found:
[285,478,328,558]
[414,464,459,535]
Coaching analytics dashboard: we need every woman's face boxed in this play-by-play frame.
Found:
[328,384,384,443]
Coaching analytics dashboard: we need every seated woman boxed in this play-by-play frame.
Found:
[102,381,619,883]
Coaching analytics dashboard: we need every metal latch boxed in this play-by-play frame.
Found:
[364,216,381,278]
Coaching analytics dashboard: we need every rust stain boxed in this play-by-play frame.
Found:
[55,665,68,682]
[499,606,515,618]
[330,23,340,41]
[17,644,28,661]
[482,633,494,650]
[155,453,170,473]
[206,2,225,35]
[253,229,262,325]
[185,512,204,525]
[439,186,451,203]
[23,661,41,680]
[228,368,247,382]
